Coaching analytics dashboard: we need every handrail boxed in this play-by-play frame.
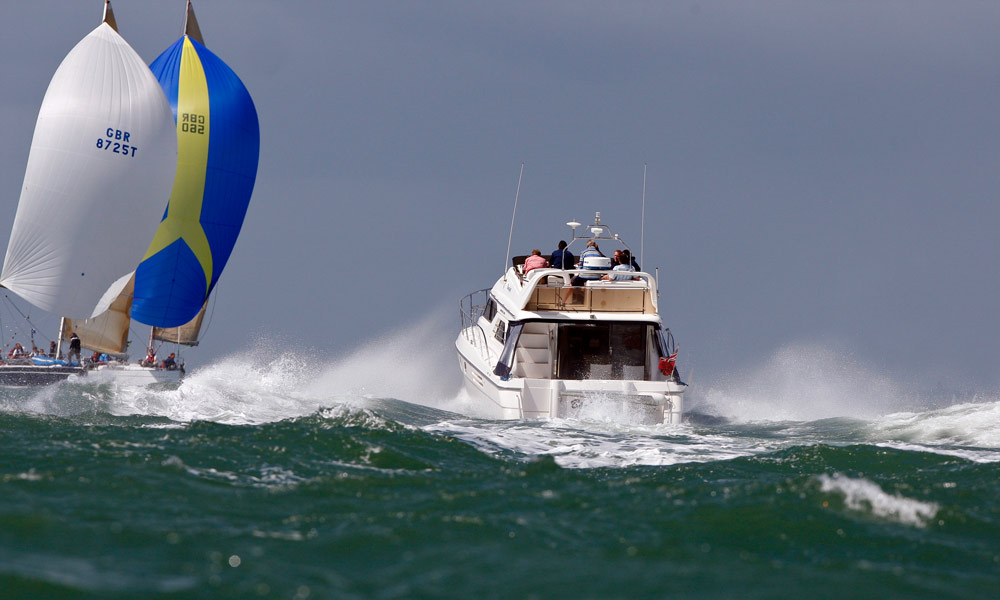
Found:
[459,289,496,364]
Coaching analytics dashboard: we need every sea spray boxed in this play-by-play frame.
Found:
[692,342,922,422]
[304,307,463,408]
[17,310,468,426]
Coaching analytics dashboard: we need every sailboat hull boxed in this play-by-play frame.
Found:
[0,365,86,387]
[90,363,183,385]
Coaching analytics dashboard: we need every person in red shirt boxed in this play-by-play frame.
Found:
[523,249,549,274]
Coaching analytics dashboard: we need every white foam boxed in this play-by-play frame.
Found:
[817,473,939,527]
[862,399,1000,462]
[425,419,774,468]
[93,350,323,424]
[5,319,1000,470]
[868,399,1000,447]
[41,310,466,426]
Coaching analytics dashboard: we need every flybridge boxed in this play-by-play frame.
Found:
[501,268,659,315]
[498,212,660,315]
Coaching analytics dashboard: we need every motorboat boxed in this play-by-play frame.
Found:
[456,212,686,425]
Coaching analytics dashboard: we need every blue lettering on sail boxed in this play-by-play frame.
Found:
[96,128,137,157]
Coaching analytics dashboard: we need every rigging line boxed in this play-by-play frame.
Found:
[503,162,525,282]
[2,292,49,339]
[640,163,646,272]
[199,286,219,341]
[1,297,23,349]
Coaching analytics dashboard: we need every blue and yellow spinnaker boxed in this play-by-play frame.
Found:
[131,2,259,328]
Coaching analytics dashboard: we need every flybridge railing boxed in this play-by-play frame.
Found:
[459,289,496,365]
[520,270,659,313]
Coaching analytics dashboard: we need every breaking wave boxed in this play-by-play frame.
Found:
[817,473,939,527]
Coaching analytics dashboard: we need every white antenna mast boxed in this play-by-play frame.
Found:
[503,163,525,282]
[640,163,647,271]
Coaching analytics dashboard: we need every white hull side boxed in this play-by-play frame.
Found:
[88,364,183,385]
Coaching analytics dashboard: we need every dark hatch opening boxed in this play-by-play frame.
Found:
[555,322,648,380]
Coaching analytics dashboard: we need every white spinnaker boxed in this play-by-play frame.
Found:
[0,22,177,319]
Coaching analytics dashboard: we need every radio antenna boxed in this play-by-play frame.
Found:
[503,163,525,281]
[640,163,647,271]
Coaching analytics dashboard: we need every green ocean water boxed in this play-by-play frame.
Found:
[1,370,999,599]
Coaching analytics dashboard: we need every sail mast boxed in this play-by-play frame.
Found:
[56,318,65,360]
[102,0,117,31]
[183,1,205,44]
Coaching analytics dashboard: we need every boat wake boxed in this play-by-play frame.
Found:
[427,342,1000,468]
[3,323,998,467]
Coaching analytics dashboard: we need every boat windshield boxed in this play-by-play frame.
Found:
[555,322,649,380]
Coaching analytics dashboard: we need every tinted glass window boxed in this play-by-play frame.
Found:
[483,299,497,322]
[555,322,648,380]
[493,320,506,343]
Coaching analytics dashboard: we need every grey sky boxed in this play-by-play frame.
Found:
[2,1,999,395]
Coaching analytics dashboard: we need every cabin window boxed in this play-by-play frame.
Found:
[482,298,497,323]
[555,322,648,380]
[493,320,507,343]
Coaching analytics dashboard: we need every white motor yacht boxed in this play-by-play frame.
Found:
[456,213,686,425]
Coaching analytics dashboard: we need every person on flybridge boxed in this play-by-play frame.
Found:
[561,240,610,304]
[612,249,640,272]
[550,240,574,270]
[602,251,638,281]
[523,249,549,274]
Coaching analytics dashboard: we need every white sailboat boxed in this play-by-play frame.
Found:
[0,2,178,386]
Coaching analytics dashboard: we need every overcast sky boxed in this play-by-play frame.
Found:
[2,1,999,396]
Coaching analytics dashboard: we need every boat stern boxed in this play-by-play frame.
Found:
[519,379,684,425]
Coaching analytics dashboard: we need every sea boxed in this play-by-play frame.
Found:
[1,328,998,599]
